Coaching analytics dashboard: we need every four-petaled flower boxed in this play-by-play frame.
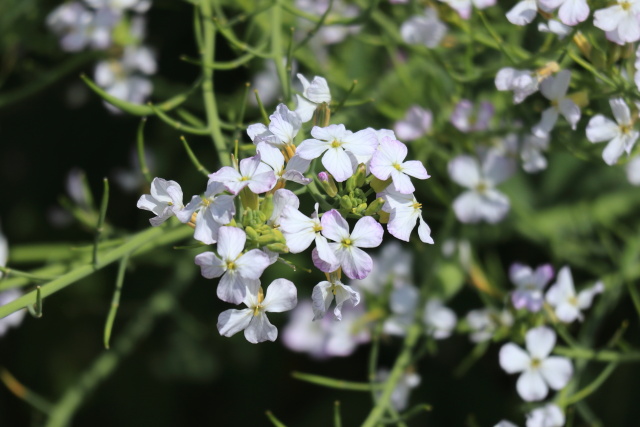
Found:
[532,70,581,137]
[177,180,235,244]
[586,98,639,166]
[545,266,604,323]
[295,74,332,123]
[510,263,554,312]
[311,279,360,321]
[209,153,276,195]
[370,137,430,194]
[137,177,185,226]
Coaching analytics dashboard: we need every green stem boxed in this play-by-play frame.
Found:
[291,372,383,391]
[93,178,109,267]
[265,411,288,427]
[334,401,342,427]
[271,3,289,102]
[181,136,212,176]
[361,323,422,427]
[103,255,129,349]
[563,363,618,406]
[136,118,153,183]
[554,346,640,363]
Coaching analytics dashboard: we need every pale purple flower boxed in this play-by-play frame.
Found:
[318,210,383,279]
[297,124,378,182]
[532,70,580,137]
[495,68,540,104]
[594,0,640,44]
[311,279,360,320]
[376,369,421,411]
[370,138,430,194]
[257,143,311,186]
[507,0,539,25]
[526,403,565,427]
[448,152,514,224]
[510,263,554,312]
[208,153,277,194]
[394,105,433,141]
[217,279,297,343]
[137,177,185,226]
[247,104,302,149]
[400,8,447,48]
[194,226,271,304]
[499,326,573,401]
[0,289,27,337]
[586,98,639,166]
[378,186,434,243]
[423,299,457,339]
[295,74,331,123]
[282,299,370,358]
[177,181,235,245]
[439,0,496,20]
[450,100,494,133]
[546,266,604,323]
[538,19,571,38]
[626,155,640,185]
[538,0,589,26]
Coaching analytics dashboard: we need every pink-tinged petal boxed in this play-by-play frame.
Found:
[370,151,397,181]
[297,139,329,160]
[559,99,581,130]
[257,142,285,172]
[517,370,548,401]
[391,170,415,194]
[269,103,301,143]
[244,312,278,343]
[312,246,339,273]
[321,209,351,242]
[333,283,360,320]
[533,264,555,288]
[506,0,538,25]
[217,272,256,304]
[311,281,334,320]
[380,138,408,164]
[270,189,300,225]
[558,0,589,26]
[193,211,220,245]
[194,251,225,278]
[526,326,556,359]
[510,263,533,285]
[586,115,619,142]
[417,216,434,244]
[262,278,297,312]
[350,216,384,248]
[448,155,481,188]
[315,235,340,268]
[286,154,311,174]
[342,128,378,157]
[248,171,277,194]
[282,170,312,185]
[602,136,626,165]
[401,160,429,179]
[239,154,262,177]
[540,357,573,390]
[176,195,201,223]
[322,148,356,182]
[235,249,271,279]
[217,226,246,260]
[500,343,531,373]
[217,308,253,337]
[247,123,269,142]
[209,166,241,184]
[340,246,373,279]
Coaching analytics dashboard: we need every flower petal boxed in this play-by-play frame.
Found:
[516,370,548,401]
[499,343,531,373]
[217,308,253,337]
[244,312,278,343]
[539,357,573,390]
[526,326,556,359]
[262,278,298,313]
[194,251,225,279]
[350,216,384,248]
[217,226,246,261]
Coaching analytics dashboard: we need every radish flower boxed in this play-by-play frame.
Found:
[545,266,604,322]
[370,137,430,194]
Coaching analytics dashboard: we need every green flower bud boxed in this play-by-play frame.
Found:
[260,194,274,221]
[239,187,258,211]
[245,226,259,241]
[370,176,392,193]
[318,172,338,197]
[354,163,367,188]
[266,243,289,253]
[340,195,353,210]
[365,197,385,216]
[312,102,331,128]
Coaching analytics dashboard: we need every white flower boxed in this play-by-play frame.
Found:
[532,70,580,137]
[311,279,360,320]
[295,74,331,123]
[47,2,117,52]
[376,369,421,411]
[296,124,378,182]
[370,138,430,194]
[626,155,640,185]
[378,186,434,244]
[466,308,514,343]
[526,403,565,427]
[494,422,519,427]
[85,0,151,14]
[545,266,604,323]
[318,210,384,279]
[217,279,297,343]
[538,20,572,38]
[538,0,589,26]
[439,0,496,20]
[384,284,420,336]
[499,326,573,401]
[586,98,639,166]
[510,263,555,312]
[521,133,550,173]
[194,226,271,304]
[423,299,457,339]
[400,8,447,48]
[594,0,640,45]
[0,226,7,279]
[507,0,539,25]
[247,104,302,149]
[256,143,311,186]
[394,105,433,141]
[350,242,414,294]
[448,152,514,224]
[495,68,540,104]
[208,153,277,194]
[178,181,235,245]
[450,100,494,133]
[137,177,185,226]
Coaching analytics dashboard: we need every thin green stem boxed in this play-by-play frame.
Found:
[103,255,129,349]
[334,401,342,427]
[554,346,640,363]
[265,411,287,427]
[181,136,211,176]
[291,372,383,391]
[476,11,517,64]
[0,266,58,282]
[136,118,153,183]
[93,178,109,267]
[563,363,618,406]
[0,368,53,414]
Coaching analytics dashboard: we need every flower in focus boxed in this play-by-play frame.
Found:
[545,266,604,322]
[257,143,312,186]
[311,279,360,321]
[423,299,457,339]
[448,152,515,224]
[499,326,573,401]
[526,403,565,427]
[370,137,430,194]
[510,263,554,312]
[532,70,580,137]
[247,103,302,149]
[400,8,447,48]
[137,177,185,226]
[378,186,434,243]
[178,181,236,245]
[209,153,277,194]
[586,98,639,166]
[295,74,331,123]
[194,226,271,304]
[393,105,433,141]
[594,0,640,45]
[217,279,297,343]
[450,99,494,133]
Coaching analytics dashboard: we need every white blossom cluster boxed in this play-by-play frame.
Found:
[47,0,156,112]
[137,75,435,344]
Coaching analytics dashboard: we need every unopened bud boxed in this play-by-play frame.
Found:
[378,210,390,224]
[245,226,259,241]
[260,194,274,220]
[339,195,353,210]
[266,243,289,253]
[318,172,338,197]
[365,197,385,216]
[239,187,258,211]
[572,32,591,59]
[354,163,367,188]
[370,176,391,193]
[312,102,331,127]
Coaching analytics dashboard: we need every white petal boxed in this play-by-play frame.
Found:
[602,136,626,165]
[193,211,221,244]
[559,98,581,129]
[234,249,271,279]
[517,370,549,401]
[311,281,334,320]
[322,148,356,182]
[350,217,384,248]
[217,226,246,261]
[262,278,297,312]
[539,357,573,390]
[333,283,360,320]
[499,343,531,373]
[526,326,556,359]
[320,209,351,242]
[217,308,253,337]
[506,0,538,25]
[448,155,481,188]
[339,246,373,280]
[194,252,225,279]
[244,312,278,343]
[586,115,620,143]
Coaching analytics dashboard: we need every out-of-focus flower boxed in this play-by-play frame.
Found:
[376,369,421,410]
[510,263,554,312]
[526,403,565,427]
[626,156,640,185]
[495,68,541,104]
[311,279,360,321]
[378,186,434,244]
[499,326,573,401]
[394,105,433,141]
[466,308,514,343]
[450,99,494,133]
[507,0,539,25]
[0,289,27,337]
[545,266,604,322]
[538,0,589,26]
[594,0,640,45]
[532,70,580,137]
[423,299,457,339]
[47,2,117,52]
[586,98,639,166]
[400,8,447,48]
[537,19,571,38]
[521,133,550,173]
[217,279,297,343]
[439,0,496,20]
[350,242,414,294]
[384,284,420,336]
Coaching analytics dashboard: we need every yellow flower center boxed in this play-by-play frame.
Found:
[393,163,402,171]
[331,139,342,148]
[341,238,352,247]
